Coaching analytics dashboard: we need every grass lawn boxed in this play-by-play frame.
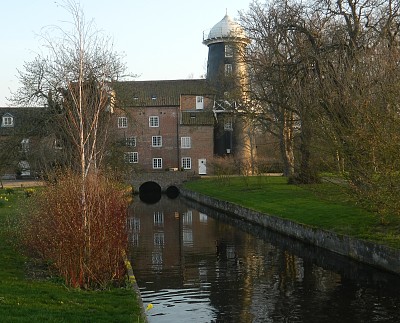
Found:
[0,187,145,323]
[184,175,400,249]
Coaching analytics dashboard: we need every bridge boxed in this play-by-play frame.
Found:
[130,171,198,195]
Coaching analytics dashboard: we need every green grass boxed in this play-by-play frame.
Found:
[184,175,400,249]
[0,188,145,322]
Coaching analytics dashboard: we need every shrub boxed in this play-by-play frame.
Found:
[5,188,14,195]
[24,188,35,197]
[22,171,129,289]
[0,195,8,208]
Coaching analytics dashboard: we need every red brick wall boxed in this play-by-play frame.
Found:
[111,94,216,174]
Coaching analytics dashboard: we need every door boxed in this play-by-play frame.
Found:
[198,159,207,175]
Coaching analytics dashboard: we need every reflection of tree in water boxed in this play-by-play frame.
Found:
[129,197,400,322]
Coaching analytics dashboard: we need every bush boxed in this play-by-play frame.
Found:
[24,188,35,197]
[0,195,8,208]
[22,171,129,289]
[5,188,14,195]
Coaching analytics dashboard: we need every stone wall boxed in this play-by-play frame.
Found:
[180,188,400,275]
[131,171,198,193]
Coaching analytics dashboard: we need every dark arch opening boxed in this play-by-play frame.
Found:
[166,185,180,199]
[139,181,161,204]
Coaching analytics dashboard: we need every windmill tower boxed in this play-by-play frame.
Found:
[203,14,256,172]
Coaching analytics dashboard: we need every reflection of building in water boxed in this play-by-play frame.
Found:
[128,196,368,322]
[127,196,216,275]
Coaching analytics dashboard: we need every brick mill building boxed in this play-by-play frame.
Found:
[1,14,267,179]
[111,14,256,175]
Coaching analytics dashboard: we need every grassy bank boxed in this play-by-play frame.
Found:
[184,176,400,249]
[0,187,145,322]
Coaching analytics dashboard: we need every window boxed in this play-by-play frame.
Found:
[126,136,136,147]
[196,96,204,110]
[149,116,159,127]
[182,157,192,170]
[152,136,162,147]
[154,212,164,226]
[124,152,138,163]
[225,44,233,57]
[1,114,14,127]
[118,117,128,128]
[21,138,30,153]
[53,139,63,150]
[153,158,163,169]
[225,64,233,76]
[154,233,165,247]
[181,137,191,148]
[224,119,233,131]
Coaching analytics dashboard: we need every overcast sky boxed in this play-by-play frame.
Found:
[1,0,251,106]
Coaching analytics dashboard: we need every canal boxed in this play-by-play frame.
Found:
[128,195,400,322]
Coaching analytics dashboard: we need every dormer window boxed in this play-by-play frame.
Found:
[1,113,14,127]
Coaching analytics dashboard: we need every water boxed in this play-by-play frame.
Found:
[128,195,400,323]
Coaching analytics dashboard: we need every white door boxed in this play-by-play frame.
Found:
[198,159,207,175]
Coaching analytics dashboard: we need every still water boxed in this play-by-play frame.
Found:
[128,195,400,323]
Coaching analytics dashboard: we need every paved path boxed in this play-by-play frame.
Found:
[1,180,44,188]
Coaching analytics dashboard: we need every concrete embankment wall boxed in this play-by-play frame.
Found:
[180,188,400,275]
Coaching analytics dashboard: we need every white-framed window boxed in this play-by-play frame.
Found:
[118,116,128,128]
[196,96,204,110]
[53,139,63,150]
[149,116,159,127]
[124,152,138,163]
[152,136,162,147]
[154,211,164,226]
[152,158,163,169]
[182,157,192,170]
[181,137,191,148]
[1,114,14,127]
[225,64,233,76]
[224,119,233,131]
[154,232,165,247]
[225,44,233,57]
[126,136,136,147]
[21,138,30,153]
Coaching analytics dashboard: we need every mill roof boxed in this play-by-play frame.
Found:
[203,14,249,45]
[114,79,214,107]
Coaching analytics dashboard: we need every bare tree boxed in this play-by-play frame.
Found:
[242,0,400,218]
[12,1,126,175]
[11,1,130,287]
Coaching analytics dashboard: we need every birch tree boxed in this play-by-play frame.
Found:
[12,1,129,287]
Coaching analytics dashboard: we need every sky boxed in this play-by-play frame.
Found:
[1,0,252,106]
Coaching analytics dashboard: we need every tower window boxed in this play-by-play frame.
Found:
[224,119,233,131]
[225,64,233,76]
[225,45,233,57]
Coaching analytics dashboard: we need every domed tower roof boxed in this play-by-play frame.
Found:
[203,14,249,46]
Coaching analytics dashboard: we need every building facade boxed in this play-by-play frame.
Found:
[1,14,267,178]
